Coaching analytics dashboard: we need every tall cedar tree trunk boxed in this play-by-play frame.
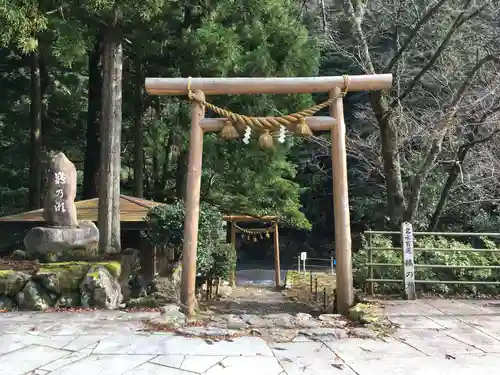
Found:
[83,35,103,198]
[29,49,43,209]
[175,150,188,199]
[133,55,144,197]
[151,97,162,199]
[174,106,189,200]
[98,19,122,254]
[161,131,173,188]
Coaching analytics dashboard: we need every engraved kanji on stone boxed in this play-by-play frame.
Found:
[54,201,66,213]
[42,152,78,227]
[55,189,64,199]
[54,171,67,185]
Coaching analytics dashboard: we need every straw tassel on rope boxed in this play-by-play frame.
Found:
[220,120,239,140]
[295,118,313,137]
[258,130,274,149]
[186,75,349,148]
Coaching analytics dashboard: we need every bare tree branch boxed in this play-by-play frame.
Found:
[395,1,489,105]
[384,0,449,73]
[407,54,500,221]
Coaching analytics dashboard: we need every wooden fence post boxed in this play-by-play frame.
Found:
[401,222,416,300]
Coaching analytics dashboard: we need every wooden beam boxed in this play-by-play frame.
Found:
[180,89,205,317]
[145,74,393,96]
[223,215,277,222]
[330,87,354,314]
[200,116,336,132]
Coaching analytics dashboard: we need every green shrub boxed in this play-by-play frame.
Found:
[144,200,236,279]
[354,234,500,296]
[211,243,237,281]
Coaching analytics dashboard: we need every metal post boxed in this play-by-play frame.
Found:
[401,222,416,300]
[330,256,334,275]
[297,256,300,272]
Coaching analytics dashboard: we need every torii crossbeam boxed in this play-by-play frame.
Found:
[145,74,393,316]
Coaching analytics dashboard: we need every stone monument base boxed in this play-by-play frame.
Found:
[0,261,122,311]
[23,221,99,262]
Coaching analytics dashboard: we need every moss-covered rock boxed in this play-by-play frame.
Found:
[0,270,31,297]
[35,262,91,294]
[33,261,121,295]
[11,249,27,261]
[97,261,121,278]
[80,265,123,309]
[56,292,81,308]
[150,262,182,304]
[16,280,53,310]
[126,295,161,308]
[0,296,17,311]
[348,303,381,324]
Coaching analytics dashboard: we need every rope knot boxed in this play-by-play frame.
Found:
[187,76,195,100]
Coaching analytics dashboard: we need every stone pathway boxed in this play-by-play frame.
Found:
[1,299,500,374]
[170,285,353,342]
[204,285,313,315]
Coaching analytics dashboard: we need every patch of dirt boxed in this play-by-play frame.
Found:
[0,258,40,273]
[201,285,315,315]
[284,271,336,314]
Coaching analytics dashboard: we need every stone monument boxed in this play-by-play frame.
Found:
[42,152,78,227]
[24,152,99,261]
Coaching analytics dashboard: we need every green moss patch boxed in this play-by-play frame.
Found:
[285,270,300,287]
[96,261,121,277]
[347,302,381,324]
[38,261,121,277]
[0,270,16,276]
[36,263,90,293]
[36,261,121,294]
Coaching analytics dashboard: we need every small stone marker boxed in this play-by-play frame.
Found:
[401,221,416,300]
[42,152,78,227]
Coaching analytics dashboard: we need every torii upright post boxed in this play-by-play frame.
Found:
[145,74,393,317]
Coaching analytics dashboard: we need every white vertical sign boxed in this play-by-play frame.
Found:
[300,252,307,274]
[401,222,416,300]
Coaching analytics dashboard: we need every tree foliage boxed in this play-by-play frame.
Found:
[144,201,235,278]
[1,0,500,291]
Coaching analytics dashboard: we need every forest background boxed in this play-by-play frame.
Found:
[1,0,499,271]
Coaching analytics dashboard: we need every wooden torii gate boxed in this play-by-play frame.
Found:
[223,215,280,288]
[145,74,393,316]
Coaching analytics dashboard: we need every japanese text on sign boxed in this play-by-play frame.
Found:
[53,172,67,213]
[401,222,415,300]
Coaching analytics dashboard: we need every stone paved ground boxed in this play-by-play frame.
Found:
[1,299,500,374]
